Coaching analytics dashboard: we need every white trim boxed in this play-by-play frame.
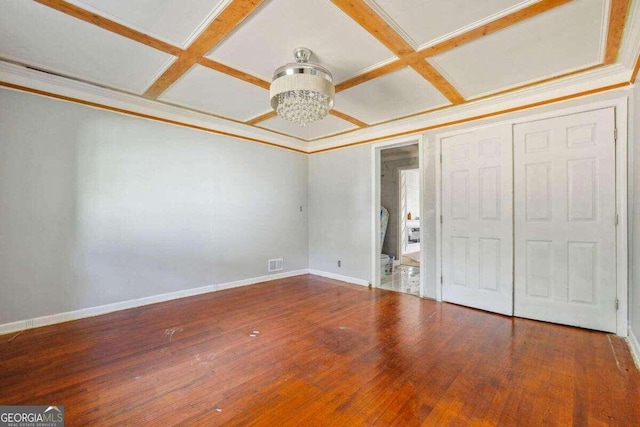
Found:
[418,138,428,299]
[1,57,634,154]
[628,328,640,370]
[0,61,307,152]
[370,135,426,296]
[599,0,612,64]
[614,98,630,336]
[0,269,309,336]
[618,0,640,71]
[434,96,629,336]
[307,269,370,287]
[435,134,443,302]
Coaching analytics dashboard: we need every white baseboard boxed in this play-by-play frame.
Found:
[308,269,370,287]
[0,269,309,336]
[628,328,640,370]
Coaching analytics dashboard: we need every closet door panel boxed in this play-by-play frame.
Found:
[441,125,513,315]
[513,108,616,333]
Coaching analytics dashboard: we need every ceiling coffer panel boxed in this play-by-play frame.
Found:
[67,0,231,49]
[159,65,270,121]
[335,67,451,124]
[0,0,631,148]
[365,0,536,49]
[428,0,607,98]
[259,114,357,140]
[207,0,397,84]
[0,0,174,94]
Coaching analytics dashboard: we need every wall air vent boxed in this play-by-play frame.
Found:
[268,258,284,272]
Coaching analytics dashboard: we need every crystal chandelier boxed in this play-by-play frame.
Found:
[270,48,334,126]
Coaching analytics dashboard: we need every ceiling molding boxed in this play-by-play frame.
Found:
[196,57,270,89]
[410,61,465,104]
[180,0,235,49]
[143,0,265,99]
[335,59,405,93]
[34,0,183,56]
[246,110,276,125]
[361,0,418,50]
[329,110,369,128]
[143,54,197,98]
[617,0,640,69]
[632,53,640,82]
[330,0,413,56]
[309,63,631,152]
[605,0,631,64]
[332,0,573,99]
[6,0,640,153]
[0,60,307,153]
[310,82,629,154]
[330,0,467,103]
[328,62,605,134]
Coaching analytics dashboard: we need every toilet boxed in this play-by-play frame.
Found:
[380,254,391,276]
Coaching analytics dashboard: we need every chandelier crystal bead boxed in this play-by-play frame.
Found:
[270,48,335,126]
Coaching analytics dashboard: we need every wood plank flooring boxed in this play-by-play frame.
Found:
[1,274,639,425]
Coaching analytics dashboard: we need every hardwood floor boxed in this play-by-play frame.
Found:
[1,274,639,425]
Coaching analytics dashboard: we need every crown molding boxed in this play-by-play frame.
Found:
[1,61,636,156]
[0,60,307,152]
[310,63,631,152]
[618,0,640,70]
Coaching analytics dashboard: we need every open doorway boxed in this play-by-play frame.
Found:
[375,142,422,296]
[399,167,420,268]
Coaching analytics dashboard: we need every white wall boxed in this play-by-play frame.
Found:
[0,89,308,325]
[308,144,371,281]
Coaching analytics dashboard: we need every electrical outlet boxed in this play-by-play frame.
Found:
[338,260,341,267]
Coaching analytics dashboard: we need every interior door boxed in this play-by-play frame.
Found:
[513,108,617,332]
[441,125,513,315]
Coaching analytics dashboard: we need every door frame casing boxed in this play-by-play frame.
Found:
[435,97,628,336]
[371,135,426,297]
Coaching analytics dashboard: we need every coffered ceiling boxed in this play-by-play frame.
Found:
[0,0,636,148]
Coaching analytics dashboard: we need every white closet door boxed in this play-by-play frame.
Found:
[441,125,513,315]
[513,108,616,332]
